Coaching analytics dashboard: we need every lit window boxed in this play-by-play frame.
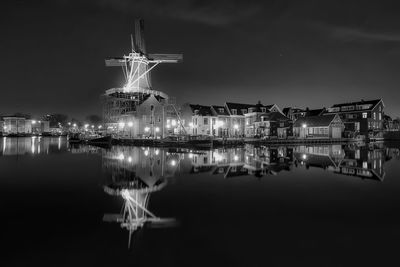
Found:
[362,113,367,119]
[373,112,376,120]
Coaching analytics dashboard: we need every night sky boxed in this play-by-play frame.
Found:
[2,0,400,120]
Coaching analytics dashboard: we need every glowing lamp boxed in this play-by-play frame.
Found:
[234,124,239,130]
[155,127,160,132]
[118,122,125,128]
[127,122,133,127]
[302,124,307,128]
[144,127,150,132]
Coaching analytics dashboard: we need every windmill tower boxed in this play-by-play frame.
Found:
[102,19,184,138]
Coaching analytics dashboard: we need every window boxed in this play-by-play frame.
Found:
[261,107,266,113]
[308,128,313,134]
[341,106,355,111]
[373,112,376,120]
[232,109,237,115]
[362,112,367,119]
[242,109,248,114]
[204,118,209,125]
[280,122,284,127]
[219,108,224,113]
[378,113,382,120]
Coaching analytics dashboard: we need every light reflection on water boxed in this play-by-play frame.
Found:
[2,137,400,263]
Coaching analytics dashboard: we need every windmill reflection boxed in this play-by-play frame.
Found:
[102,147,178,248]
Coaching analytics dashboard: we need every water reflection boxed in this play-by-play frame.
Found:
[0,136,68,155]
[100,144,394,185]
[102,147,179,248]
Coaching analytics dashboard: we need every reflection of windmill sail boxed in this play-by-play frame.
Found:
[102,146,178,248]
[103,187,176,248]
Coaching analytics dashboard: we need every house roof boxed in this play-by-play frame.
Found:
[261,112,290,121]
[306,108,325,116]
[189,104,213,116]
[293,114,338,127]
[225,102,276,115]
[211,105,230,116]
[327,99,382,112]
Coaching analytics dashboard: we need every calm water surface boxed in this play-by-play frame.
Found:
[1,137,400,266]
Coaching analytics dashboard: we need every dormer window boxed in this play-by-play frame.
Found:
[261,107,266,113]
[219,108,224,113]
[242,109,248,114]
[232,109,237,115]
[248,108,254,113]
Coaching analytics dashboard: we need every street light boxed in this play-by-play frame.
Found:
[127,122,133,139]
[302,124,307,128]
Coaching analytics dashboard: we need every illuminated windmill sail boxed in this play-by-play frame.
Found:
[105,19,182,98]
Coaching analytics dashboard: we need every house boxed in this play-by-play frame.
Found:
[224,102,281,137]
[190,104,215,136]
[256,112,293,138]
[324,99,384,137]
[293,114,344,139]
[210,105,231,137]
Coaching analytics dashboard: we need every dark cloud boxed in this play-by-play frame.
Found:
[330,26,400,43]
[57,0,263,26]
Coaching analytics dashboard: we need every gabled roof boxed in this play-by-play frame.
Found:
[261,112,290,121]
[189,104,213,116]
[211,105,230,116]
[293,114,339,127]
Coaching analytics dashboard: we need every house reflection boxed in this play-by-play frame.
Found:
[102,147,178,248]
[188,144,391,181]
[0,136,67,156]
[188,145,293,178]
[293,144,388,181]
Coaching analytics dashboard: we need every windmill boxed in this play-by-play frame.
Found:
[105,18,182,98]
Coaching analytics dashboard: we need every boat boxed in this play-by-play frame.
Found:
[86,135,112,147]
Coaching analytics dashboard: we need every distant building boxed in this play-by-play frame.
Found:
[2,116,32,134]
[293,114,344,139]
[324,99,384,137]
